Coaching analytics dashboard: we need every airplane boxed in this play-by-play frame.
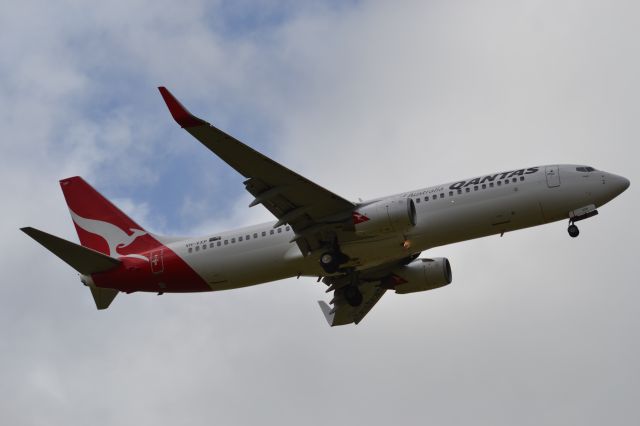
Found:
[21,87,631,326]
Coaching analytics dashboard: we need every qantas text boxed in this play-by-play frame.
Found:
[448,167,539,190]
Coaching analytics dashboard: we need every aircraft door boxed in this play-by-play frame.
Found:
[150,249,164,274]
[545,166,561,188]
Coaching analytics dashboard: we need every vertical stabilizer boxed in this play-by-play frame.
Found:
[59,177,159,257]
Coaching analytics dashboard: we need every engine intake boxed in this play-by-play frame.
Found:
[354,198,416,236]
[384,258,452,294]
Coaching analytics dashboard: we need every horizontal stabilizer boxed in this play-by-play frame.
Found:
[90,287,119,310]
[21,227,121,274]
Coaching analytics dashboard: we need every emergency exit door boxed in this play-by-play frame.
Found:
[150,249,164,274]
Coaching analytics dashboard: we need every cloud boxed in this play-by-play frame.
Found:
[1,1,638,425]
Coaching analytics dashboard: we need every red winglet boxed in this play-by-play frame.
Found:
[158,87,208,128]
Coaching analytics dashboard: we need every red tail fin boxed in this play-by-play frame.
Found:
[60,177,158,257]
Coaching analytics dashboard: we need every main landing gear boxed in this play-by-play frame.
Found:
[319,250,349,274]
[343,284,363,307]
[320,252,340,273]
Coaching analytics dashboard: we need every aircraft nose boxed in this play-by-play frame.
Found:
[610,173,630,196]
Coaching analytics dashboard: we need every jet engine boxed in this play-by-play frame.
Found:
[354,198,416,236]
[383,258,452,294]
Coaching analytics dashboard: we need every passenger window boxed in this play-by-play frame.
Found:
[239,236,243,242]
[286,226,290,232]
[270,230,274,235]
[217,241,221,247]
[209,243,214,248]
[254,233,258,238]
[512,178,517,183]
[224,240,228,245]
[188,247,193,253]
[519,176,524,181]
[416,198,420,203]
[504,179,509,184]
[474,186,478,191]
[231,238,236,243]
[432,195,437,200]
[424,196,429,202]
[465,187,470,193]
[262,231,266,237]
[497,181,502,186]
[489,182,494,188]
[439,193,444,199]
[246,235,250,240]
[449,191,453,197]
[278,228,282,233]
[202,245,206,250]
[195,246,200,252]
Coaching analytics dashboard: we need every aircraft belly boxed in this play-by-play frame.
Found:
[340,236,409,270]
[185,242,308,290]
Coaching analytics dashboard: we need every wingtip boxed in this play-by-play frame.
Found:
[158,86,208,129]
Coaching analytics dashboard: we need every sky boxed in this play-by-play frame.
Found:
[1,0,639,424]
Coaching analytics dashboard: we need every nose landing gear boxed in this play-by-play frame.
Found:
[567,206,599,238]
[568,223,580,238]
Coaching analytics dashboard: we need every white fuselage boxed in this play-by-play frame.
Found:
[167,165,629,291]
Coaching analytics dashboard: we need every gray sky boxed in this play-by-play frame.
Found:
[1,1,639,425]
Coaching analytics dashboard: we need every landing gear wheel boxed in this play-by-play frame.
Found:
[568,224,579,238]
[343,284,363,307]
[320,252,340,274]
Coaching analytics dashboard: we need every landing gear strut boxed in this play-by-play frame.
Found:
[567,222,579,238]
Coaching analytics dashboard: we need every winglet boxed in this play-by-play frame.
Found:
[318,301,335,327]
[158,87,208,128]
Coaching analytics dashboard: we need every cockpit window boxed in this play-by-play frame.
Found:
[576,166,596,172]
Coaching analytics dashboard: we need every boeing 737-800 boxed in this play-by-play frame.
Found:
[22,87,631,326]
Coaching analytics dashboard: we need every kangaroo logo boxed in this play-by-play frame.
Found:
[70,210,149,261]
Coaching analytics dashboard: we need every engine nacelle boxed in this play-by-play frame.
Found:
[384,258,452,294]
[353,198,416,236]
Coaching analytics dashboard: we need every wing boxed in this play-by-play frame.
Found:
[318,254,420,326]
[158,87,356,255]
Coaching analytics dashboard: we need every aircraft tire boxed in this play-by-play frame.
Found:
[568,224,579,238]
[320,252,340,273]
[343,284,363,307]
